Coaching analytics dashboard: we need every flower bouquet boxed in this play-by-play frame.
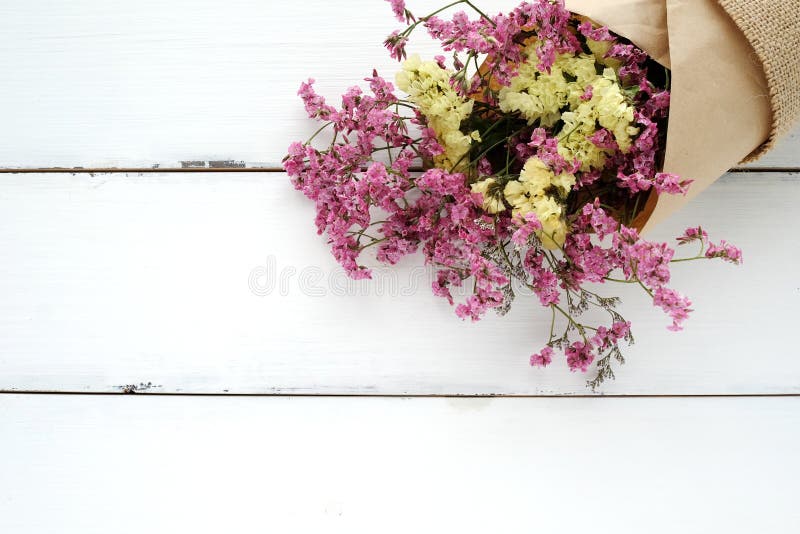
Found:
[284,0,799,388]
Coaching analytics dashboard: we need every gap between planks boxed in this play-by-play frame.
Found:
[2,390,800,398]
[0,167,798,174]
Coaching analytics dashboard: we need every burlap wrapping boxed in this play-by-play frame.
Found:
[718,0,800,161]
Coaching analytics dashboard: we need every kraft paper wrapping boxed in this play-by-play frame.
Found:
[566,0,777,233]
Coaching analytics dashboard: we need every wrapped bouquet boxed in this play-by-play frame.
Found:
[284,0,799,388]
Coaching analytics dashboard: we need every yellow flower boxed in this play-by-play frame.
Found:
[518,156,553,194]
[498,43,639,174]
[556,69,638,171]
[498,52,570,127]
[503,180,533,211]
[558,54,599,87]
[396,55,478,170]
[502,157,574,249]
[593,69,637,151]
[586,38,622,70]
[532,195,563,220]
[557,109,610,172]
[549,169,577,197]
[471,178,506,214]
[538,212,568,250]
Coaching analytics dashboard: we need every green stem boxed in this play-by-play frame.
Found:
[464,0,495,25]
[552,304,591,341]
[359,237,388,250]
[448,117,509,173]
[629,193,642,224]
[670,256,707,263]
[304,122,333,145]
[403,0,466,36]
[455,125,528,173]
[604,276,637,284]
[636,278,654,297]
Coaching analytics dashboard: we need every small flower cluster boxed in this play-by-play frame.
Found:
[285,0,742,389]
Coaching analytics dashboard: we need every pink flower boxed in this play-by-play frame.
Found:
[576,201,619,240]
[424,13,493,55]
[645,91,671,117]
[653,173,693,196]
[454,254,510,321]
[566,341,595,372]
[511,212,542,246]
[705,240,743,265]
[298,79,336,119]
[384,31,409,61]
[591,321,632,349]
[678,228,742,264]
[510,0,580,72]
[611,321,632,340]
[616,172,652,194]
[530,346,553,367]
[418,127,445,159]
[416,168,468,197]
[617,171,692,196]
[653,287,693,332]
[523,250,560,306]
[588,128,617,150]
[386,0,413,24]
[606,43,648,85]
[477,157,493,176]
[577,20,615,42]
[432,270,461,305]
[283,141,306,178]
[625,240,674,288]
[377,236,418,265]
[528,128,579,175]
[677,226,709,246]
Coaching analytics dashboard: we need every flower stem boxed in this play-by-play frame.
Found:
[304,122,333,145]
[552,303,591,341]
[464,0,495,25]
[403,0,466,36]
[670,256,706,263]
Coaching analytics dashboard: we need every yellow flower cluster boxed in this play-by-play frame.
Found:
[558,68,639,171]
[470,178,506,214]
[498,47,596,127]
[498,43,638,172]
[472,157,576,249]
[395,55,479,170]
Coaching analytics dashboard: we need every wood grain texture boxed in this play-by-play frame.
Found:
[1,394,798,533]
[1,171,797,395]
[0,0,797,169]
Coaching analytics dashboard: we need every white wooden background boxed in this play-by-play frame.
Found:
[1,1,799,532]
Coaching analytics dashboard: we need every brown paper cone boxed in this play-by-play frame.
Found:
[566,0,799,233]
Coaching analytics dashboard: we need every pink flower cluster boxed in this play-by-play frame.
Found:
[524,201,738,372]
[678,226,743,265]
[285,74,415,280]
[421,0,583,88]
[287,75,512,318]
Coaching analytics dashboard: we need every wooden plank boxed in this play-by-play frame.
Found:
[0,0,797,169]
[0,171,798,395]
[1,394,798,533]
